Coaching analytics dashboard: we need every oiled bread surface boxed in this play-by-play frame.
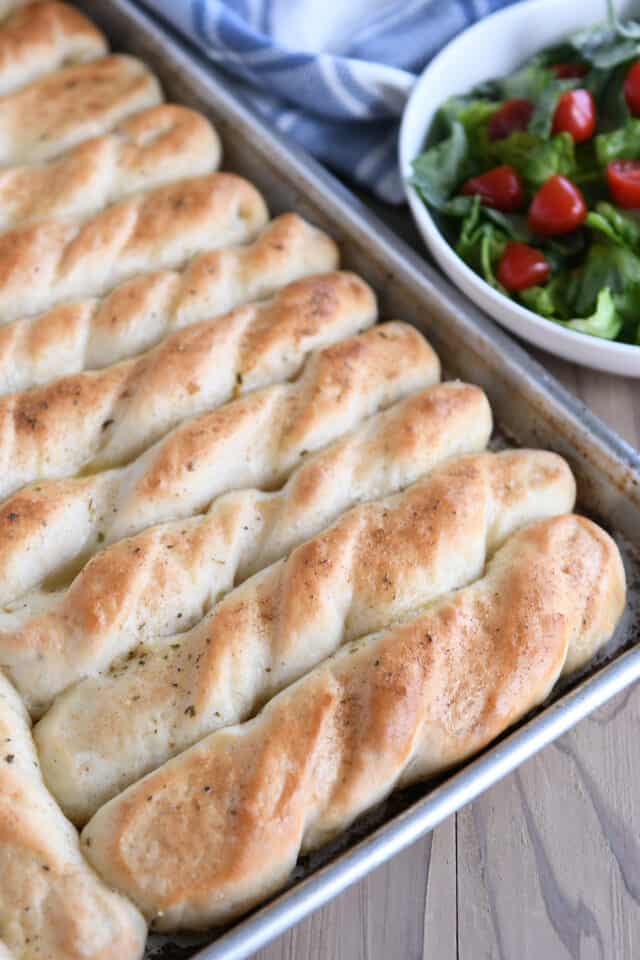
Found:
[0,104,221,233]
[36,449,576,822]
[81,516,626,929]
[0,322,439,604]
[0,213,338,393]
[0,2,107,96]
[0,672,146,958]
[0,172,268,325]
[1,383,491,715]
[0,54,162,165]
[0,271,374,497]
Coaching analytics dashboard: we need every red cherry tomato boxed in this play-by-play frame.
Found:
[528,175,587,235]
[462,164,525,211]
[551,89,596,142]
[624,60,640,115]
[550,63,587,78]
[607,159,640,208]
[497,241,550,291]
[488,98,534,140]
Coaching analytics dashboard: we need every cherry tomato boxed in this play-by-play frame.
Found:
[462,164,525,211]
[551,89,596,142]
[497,241,550,291]
[607,159,640,208]
[488,98,534,140]
[528,175,587,235]
[550,63,587,78]
[624,60,640,115]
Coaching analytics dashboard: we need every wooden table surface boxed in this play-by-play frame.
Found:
[256,211,640,959]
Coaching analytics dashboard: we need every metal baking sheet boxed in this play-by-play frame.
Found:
[74,2,640,957]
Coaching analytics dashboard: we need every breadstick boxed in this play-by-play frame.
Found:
[0,2,107,97]
[0,672,146,958]
[0,323,438,603]
[0,213,338,393]
[0,172,268,325]
[0,55,162,165]
[0,105,221,234]
[80,515,625,928]
[37,449,576,823]
[3,383,492,715]
[0,271,374,496]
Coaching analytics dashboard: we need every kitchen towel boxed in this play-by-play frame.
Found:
[139,0,521,203]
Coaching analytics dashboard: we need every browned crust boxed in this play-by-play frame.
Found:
[127,322,438,516]
[0,2,107,97]
[0,213,339,393]
[81,516,626,929]
[0,171,268,324]
[0,104,221,233]
[0,672,146,958]
[0,324,438,605]
[0,54,162,165]
[1,383,492,715]
[34,450,576,822]
[0,271,373,497]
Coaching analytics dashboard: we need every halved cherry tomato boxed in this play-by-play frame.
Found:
[488,98,534,140]
[528,175,587,235]
[624,60,640,115]
[607,160,640,208]
[497,241,550,291]
[550,63,587,78]
[551,89,596,142]
[462,164,525,211]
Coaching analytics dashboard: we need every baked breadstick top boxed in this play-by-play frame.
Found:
[0,54,162,164]
[81,516,625,930]
[0,3,107,97]
[0,672,146,958]
[0,104,221,233]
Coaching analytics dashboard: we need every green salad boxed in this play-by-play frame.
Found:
[410,2,640,346]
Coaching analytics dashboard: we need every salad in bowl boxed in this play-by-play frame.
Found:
[408,1,640,366]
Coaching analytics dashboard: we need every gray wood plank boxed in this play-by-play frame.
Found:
[457,685,640,960]
[255,823,457,960]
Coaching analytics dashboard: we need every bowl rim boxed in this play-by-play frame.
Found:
[398,0,640,368]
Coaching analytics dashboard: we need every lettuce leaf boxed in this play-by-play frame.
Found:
[521,286,623,340]
[595,117,640,162]
[455,195,509,288]
[586,202,640,250]
[559,287,622,339]
[410,120,468,210]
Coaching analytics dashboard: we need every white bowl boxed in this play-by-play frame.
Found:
[399,0,640,377]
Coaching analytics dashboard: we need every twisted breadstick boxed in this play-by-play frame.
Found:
[0,172,268,325]
[37,449,576,823]
[81,515,626,928]
[0,323,438,603]
[0,55,162,166]
[3,383,492,715]
[0,2,107,97]
[0,213,339,394]
[0,672,146,958]
[0,105,221,234]
[0,271,373,496]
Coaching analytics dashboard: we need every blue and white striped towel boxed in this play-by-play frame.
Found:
[139,0,521,203]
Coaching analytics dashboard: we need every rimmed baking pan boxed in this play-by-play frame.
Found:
[75,3,640,957]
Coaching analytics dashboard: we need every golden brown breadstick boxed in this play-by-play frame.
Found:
[0,213,338,393]
[81,515,626,929]
[37,449,575,822]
